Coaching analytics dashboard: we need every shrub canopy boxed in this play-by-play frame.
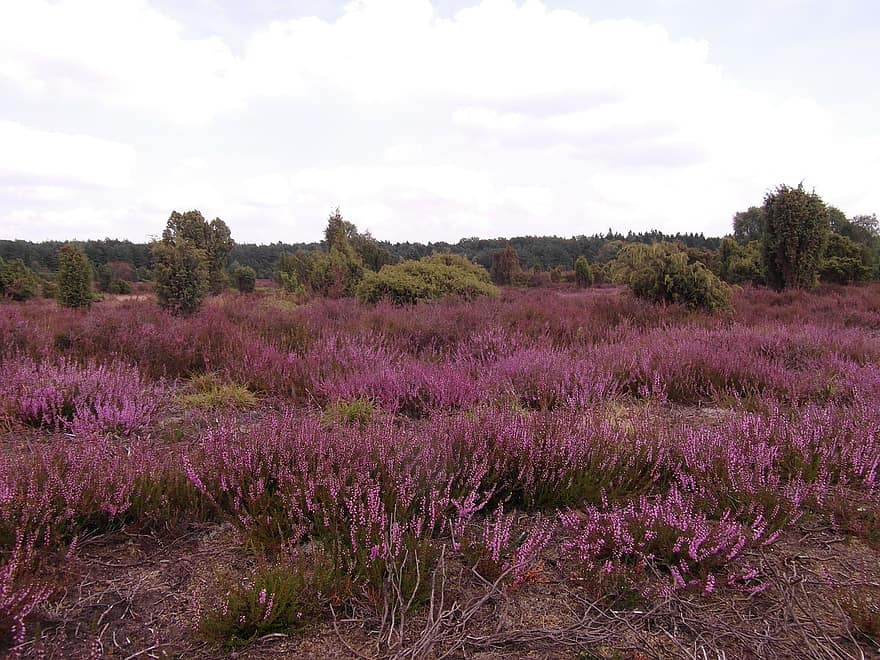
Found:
[357,255,497,304]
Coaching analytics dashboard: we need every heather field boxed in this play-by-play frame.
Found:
[1,284,880,659]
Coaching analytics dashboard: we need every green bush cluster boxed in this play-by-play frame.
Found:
[574,256,594,288]
[0,257,42,301]
[57,243,94,308]
[152,210,234,315]
[96,263,132,294]
[762,184,830,290]
[819,233,872,284]
[719,238,764,285]
[275,210,373,298]
[231,263,257,293]
[357,254,498,304]
[612,242,730,312]
[490,246,521,285]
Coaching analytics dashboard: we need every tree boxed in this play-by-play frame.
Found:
[231,263,257,293]
[762,183,830,290]
[732,206,766,244]
[152,213,217,315]
[490,246,520,285]
[612,242,730,312]
[0,257,41,301]
[162,210,234,294]
[357,257,497,305]
[57,243,94,308]
[819,233,871,284]
[574,256,594,288]
[719,238,763,284]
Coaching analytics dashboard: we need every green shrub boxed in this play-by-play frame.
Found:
[0,257,41,301]
[96,263,133,294]
[57,243,94,308]
[490,246,521,285]
[612,242,731,312]
[574,256,594,288]
[152,238,209,316]
[200,558,334,648]
[719,238,764,284]
[231,264,257,293]
[177,373,257,410]
[162,210,234,295]
[762,183,830,290]
[357,257,498,304]
[322,397,376,429]
[819,233,871,284]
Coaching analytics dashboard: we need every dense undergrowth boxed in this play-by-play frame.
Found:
[1,284,879,654]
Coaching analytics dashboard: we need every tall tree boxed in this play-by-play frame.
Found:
[490,246,520,285]
[732,206,766,244]
[57,243,94,308]
[162,210,234,294]
[761,183,830,290]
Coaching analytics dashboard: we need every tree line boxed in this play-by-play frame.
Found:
[2,182,878,314]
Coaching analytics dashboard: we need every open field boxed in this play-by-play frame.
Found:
[1,284,880,658]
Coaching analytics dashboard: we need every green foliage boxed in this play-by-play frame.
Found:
[831,213,880,278]
[152,236,209,316]
[0,257,41,301]
[732,206,765,244]
[574,256,594,288]
[612,242,731,312]
[177,373,257,410]
[762,184,830,290]
[96,263,132,294]
[231,263,257,293]
[322,397,376,429]
[199,559,334,648]
[490,246,521,285]
[57,243,94,308]
[162,210,234,294]
[357,257,498,305]
[719,238,764,284]
[274,210,366,297]
[422,252,491,282]
[819,233,871,284]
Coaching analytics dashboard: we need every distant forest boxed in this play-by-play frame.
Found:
[0,230,720,279]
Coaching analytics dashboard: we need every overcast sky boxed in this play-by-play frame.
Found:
[1,0,878,245]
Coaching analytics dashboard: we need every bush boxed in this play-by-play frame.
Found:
[719,238,764,285]
[575,256,594,288]
[56,243,94,308]
[152,238,209,316]
[819,234,871,284]
[162,210,234,295]
[612,242,731,312]
[231,264,257,293]
[490,246,521,285]
[0,258,41,301]
[96,264,132,294]
[357,257,498,305]
[762,183,830,290]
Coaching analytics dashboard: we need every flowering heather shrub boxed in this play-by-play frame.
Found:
[560,488,778,594]
[0,357,163,435]
[464,507,555,585]
[199,557,335,647]
[183,413,493,593]
[0,531,52,654]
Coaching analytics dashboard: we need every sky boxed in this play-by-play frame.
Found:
[1,0,878,245]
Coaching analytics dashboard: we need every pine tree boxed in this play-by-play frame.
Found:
[57,243,93,308]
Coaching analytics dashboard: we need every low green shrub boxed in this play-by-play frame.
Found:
[357,256,497,305]
[612,242,731,312]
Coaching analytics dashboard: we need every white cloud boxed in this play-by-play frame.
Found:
[0,0,877,242]
[0,0,241,125]
[0,120,136,187]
